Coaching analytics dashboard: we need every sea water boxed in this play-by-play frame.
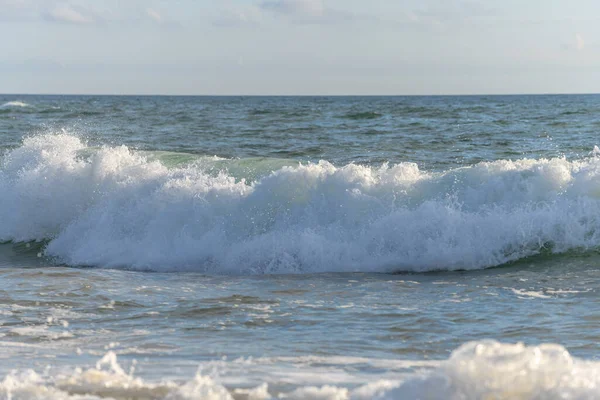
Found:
[0,95,599,399]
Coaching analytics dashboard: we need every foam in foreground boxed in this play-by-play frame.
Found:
[1,340,598,399]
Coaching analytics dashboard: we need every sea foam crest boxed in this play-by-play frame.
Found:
[2,134,600,273]
[1,341,599,399]
[1,101,30,108]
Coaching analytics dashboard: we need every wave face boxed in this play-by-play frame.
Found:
[2,134,600,273]
[1,340,599,399]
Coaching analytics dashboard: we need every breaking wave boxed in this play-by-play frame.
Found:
[2,134,600,273]
[1,340,598,399]
[1,101,30,108]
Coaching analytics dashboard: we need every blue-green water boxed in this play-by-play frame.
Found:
[1,95,600,399]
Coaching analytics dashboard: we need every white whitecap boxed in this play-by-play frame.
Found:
[3,134,600,274]
[1,101,30,108]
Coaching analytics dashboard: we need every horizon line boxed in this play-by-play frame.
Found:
[1,92,600,97]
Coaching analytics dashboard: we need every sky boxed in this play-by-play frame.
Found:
[1,0,599,95]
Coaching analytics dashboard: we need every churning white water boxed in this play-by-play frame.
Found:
[2,134,600,273]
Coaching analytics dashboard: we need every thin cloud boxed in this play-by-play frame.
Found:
[408,0,497,27]
[576,33,585,51]
[6,2,174,26]
[146,8,162,24]
[259,0,366,24]
[0,0,39,21]
[0,0,31,11]
[0,0,28,8]
[142,7,182,29]
[43,4,95,24]
[261,0,325,18]
[213,3,262,27]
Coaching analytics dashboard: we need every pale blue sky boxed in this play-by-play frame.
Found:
[1,0,599,95]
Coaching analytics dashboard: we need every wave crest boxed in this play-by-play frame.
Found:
[2,134,600,273]
[1,101,30,108]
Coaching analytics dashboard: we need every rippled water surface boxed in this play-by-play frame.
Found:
[1,95,600,399]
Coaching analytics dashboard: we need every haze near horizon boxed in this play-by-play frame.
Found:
[1,0,598,95]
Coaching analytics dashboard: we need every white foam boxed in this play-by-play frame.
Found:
[9,326,73,340]
[371,340,600,400]
[0,351,237,400]
[1,341,599,400]
[1,101,29,108]
[510,288,552,299]
[3,134,600,273]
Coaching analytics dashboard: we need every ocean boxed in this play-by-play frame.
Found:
[0,94,599,399]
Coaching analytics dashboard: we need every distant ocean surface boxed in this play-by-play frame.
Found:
[1,95,600,399]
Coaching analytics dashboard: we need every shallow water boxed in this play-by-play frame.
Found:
[1,95,600,399]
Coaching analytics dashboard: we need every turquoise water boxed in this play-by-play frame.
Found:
[1,95,600,399]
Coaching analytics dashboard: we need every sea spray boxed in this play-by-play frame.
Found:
[2,134,600,273]
[1,341,599,399]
